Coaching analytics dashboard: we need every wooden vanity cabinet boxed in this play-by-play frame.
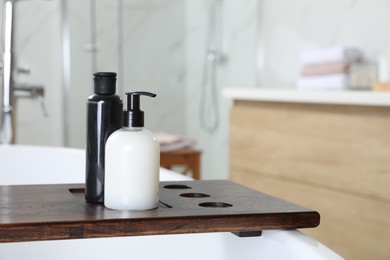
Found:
[229,99,390,260]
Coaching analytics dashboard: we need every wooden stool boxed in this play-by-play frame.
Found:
[160,148,201,180]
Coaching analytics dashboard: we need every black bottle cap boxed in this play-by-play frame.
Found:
[93,72,117,95]
[124,91,157,127]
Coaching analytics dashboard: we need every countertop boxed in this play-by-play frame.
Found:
[223,88,390,107]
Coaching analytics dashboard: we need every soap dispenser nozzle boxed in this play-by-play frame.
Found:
[124,91,156,128]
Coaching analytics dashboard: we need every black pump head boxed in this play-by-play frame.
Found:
[124,91,157,127]
[93,72,117,95]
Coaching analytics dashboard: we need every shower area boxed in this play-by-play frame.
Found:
[0,0,260,179]
[63,0,188,147]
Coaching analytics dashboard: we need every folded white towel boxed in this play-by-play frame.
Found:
[300,46,363,65]
[155,132,196,152]
[300,61,349,76]
[296,74,348,90]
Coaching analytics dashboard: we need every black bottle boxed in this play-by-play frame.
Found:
[85,72,123,203]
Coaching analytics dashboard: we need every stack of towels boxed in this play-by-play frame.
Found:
[297,46,364,90]
[155,132,196,152]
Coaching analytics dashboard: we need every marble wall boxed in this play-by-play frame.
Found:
[1,0,63,146]
[258,0,390,87]
[66,0,186,148]
[3,0,390,180]
[185,0,259,180]
[120,0,186,135]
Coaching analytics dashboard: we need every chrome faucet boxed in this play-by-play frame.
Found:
[0,0,47,144]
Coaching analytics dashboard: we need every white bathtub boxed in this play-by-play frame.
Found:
[0,145,343,260]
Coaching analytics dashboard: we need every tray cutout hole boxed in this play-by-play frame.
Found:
[199,202,233,208]
[180,193,210,198]
[163,184,191,190]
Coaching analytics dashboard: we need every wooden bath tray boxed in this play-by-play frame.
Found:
[0,180,320,243]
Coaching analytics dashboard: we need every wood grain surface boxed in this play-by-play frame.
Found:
[0,180,319,243]
[229,100,390,260]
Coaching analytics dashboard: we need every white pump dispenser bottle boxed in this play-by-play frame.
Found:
[104,91,160,210]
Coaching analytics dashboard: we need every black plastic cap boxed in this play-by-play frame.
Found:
[93,72,117,95]
[123,91,156,127]
[124,110,144,128]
